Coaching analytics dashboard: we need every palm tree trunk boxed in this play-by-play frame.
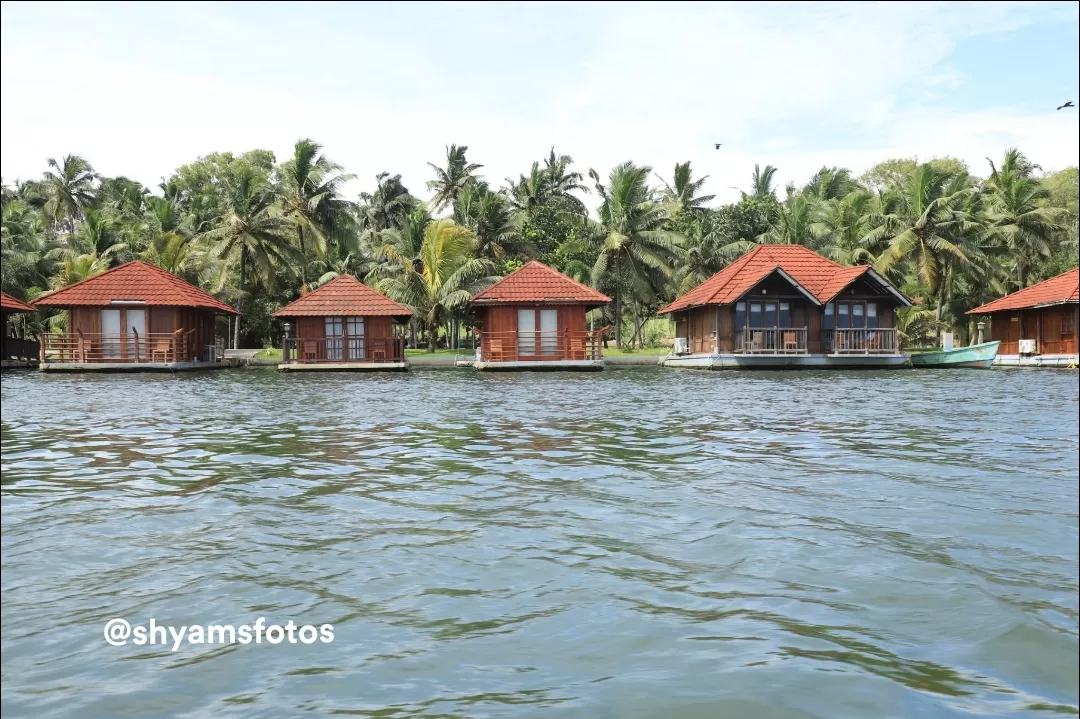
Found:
[427,319,438,353]
[632,300,641,349]
[233,245,248,349]
[614,289,622,349]
[297,226,308,288]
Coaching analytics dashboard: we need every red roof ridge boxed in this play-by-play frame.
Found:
[1,292,37,313]
[471,259,611,306]
[967,268,1080,314]
[33,260,238,314]
[271,274,413,317]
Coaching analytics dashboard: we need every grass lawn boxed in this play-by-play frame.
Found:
[256,346,667,359]
[254,348,282,359]
[405,348,463,357]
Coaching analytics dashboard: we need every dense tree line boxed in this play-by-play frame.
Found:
[2,142,1077,349]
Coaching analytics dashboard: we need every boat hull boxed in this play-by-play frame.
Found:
[908,341,1000,369]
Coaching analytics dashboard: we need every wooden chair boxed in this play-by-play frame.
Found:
[834,332,846,353]
[783,331,798,353]
[487,339,505,362]
[570,338,585,360]
[751,331,764,352]
[302,341,318,362]
[370,341,385,362]
[151,338,172,362]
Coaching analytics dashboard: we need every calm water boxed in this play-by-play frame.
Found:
[1,367,1077,718]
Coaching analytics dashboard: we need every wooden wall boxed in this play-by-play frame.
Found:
[989,305,1078,355]
[476,304,590,359]
[66,305,218,361]
[293,314,397,361]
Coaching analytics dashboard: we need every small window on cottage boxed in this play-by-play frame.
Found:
[866,302,878,329]
[779,302,790,327]
[735,302,746,328]
[824,303,835,330]
[1063,312,1075,335]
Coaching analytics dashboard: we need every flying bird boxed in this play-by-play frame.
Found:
[1057,101,1075,110]
[714,143,723,149]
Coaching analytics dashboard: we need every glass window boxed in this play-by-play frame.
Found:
[779,302,790,328]
[764,302,777,328]
[866,303,878,329]
[735,302,746,329]
[325,317,344,360]
[749,302,762,328]
[824,303,834,330]
[1063,311,1075,335]
[837,303,850,329]
[853,303,865,329]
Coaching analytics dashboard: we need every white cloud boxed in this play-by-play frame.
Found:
[1,1,1076,211]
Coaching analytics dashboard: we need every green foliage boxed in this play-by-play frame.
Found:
[2,141,1076,352]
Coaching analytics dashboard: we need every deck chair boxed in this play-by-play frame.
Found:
[834,332,847,352]
[370,340,385,361]
[151,338,172,362]
[751,331,764,352]
[783,331,798,352]
[487,339,505,361]
[570,337,586,360]
[302,340,318,362]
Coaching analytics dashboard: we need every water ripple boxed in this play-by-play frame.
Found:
[2,368,1078,718]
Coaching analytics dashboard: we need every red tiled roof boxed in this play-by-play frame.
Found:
[32,261,238,314]
[1,292,37,313]
[967,268,1079,314]
[658,244,908,313]
[470,260,611,307]
[271,274,413,318]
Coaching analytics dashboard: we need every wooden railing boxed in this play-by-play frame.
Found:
[282,336,405,363]
[4,336,39,360]
[478,329,604,362]
[39,329,195,364]
[828,328,899,354]
[734,327,808,354]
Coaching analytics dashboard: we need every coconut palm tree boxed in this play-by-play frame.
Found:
[373,218,497,351]
[983,149,1063,289]
[811,191,878,265]
[427,144,483,213]
[589,162,685,348]
[761,194,816,245]
[197,164,298,348]
[872,164,983,322]
[744,164,778,200]
[804,166,861,201]
[41,155,98,235]
[658,161,714,213]
[358,172,418,233]
[279,139,355,288]
[454,183,528,261]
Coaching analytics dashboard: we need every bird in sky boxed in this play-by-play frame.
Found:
[714,143,723,149]
[1057,101,1075,110]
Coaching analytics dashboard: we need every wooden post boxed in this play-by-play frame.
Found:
[76,329,85,363]
[132,328,140,362]
[39,335,45,363]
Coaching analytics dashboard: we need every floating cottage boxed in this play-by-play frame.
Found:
[468,260,610,371]
[273,275,412,371]
[32,261,236,372]
[658,245,913,369]
[967,268,1078,368]
[2,292,38,368]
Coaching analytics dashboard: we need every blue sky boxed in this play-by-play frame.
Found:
[1,1,1077,207]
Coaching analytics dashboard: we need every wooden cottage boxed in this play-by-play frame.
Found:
[2,292,38,367]
[272,275,412,371]
[658,244,913,369]
[967,268,1078,367]
[468,260,610,371]
[33,261,236,371]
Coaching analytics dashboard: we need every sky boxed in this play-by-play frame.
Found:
[1,1,1078,209]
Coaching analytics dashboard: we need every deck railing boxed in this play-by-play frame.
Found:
[282,336,405,364]
[39,329,197,364]
[4,336,39,360]
[734,327,808,354]
[828,328,899,354]
[478,329,604,362]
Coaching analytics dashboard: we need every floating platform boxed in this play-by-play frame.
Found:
[992,354,1078,368]
[660,353,910,370]
[39,361,231,373]
[472,359,605,372]
[277,361,408,372]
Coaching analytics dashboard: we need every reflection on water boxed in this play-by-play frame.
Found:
[1,368,1078,718]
